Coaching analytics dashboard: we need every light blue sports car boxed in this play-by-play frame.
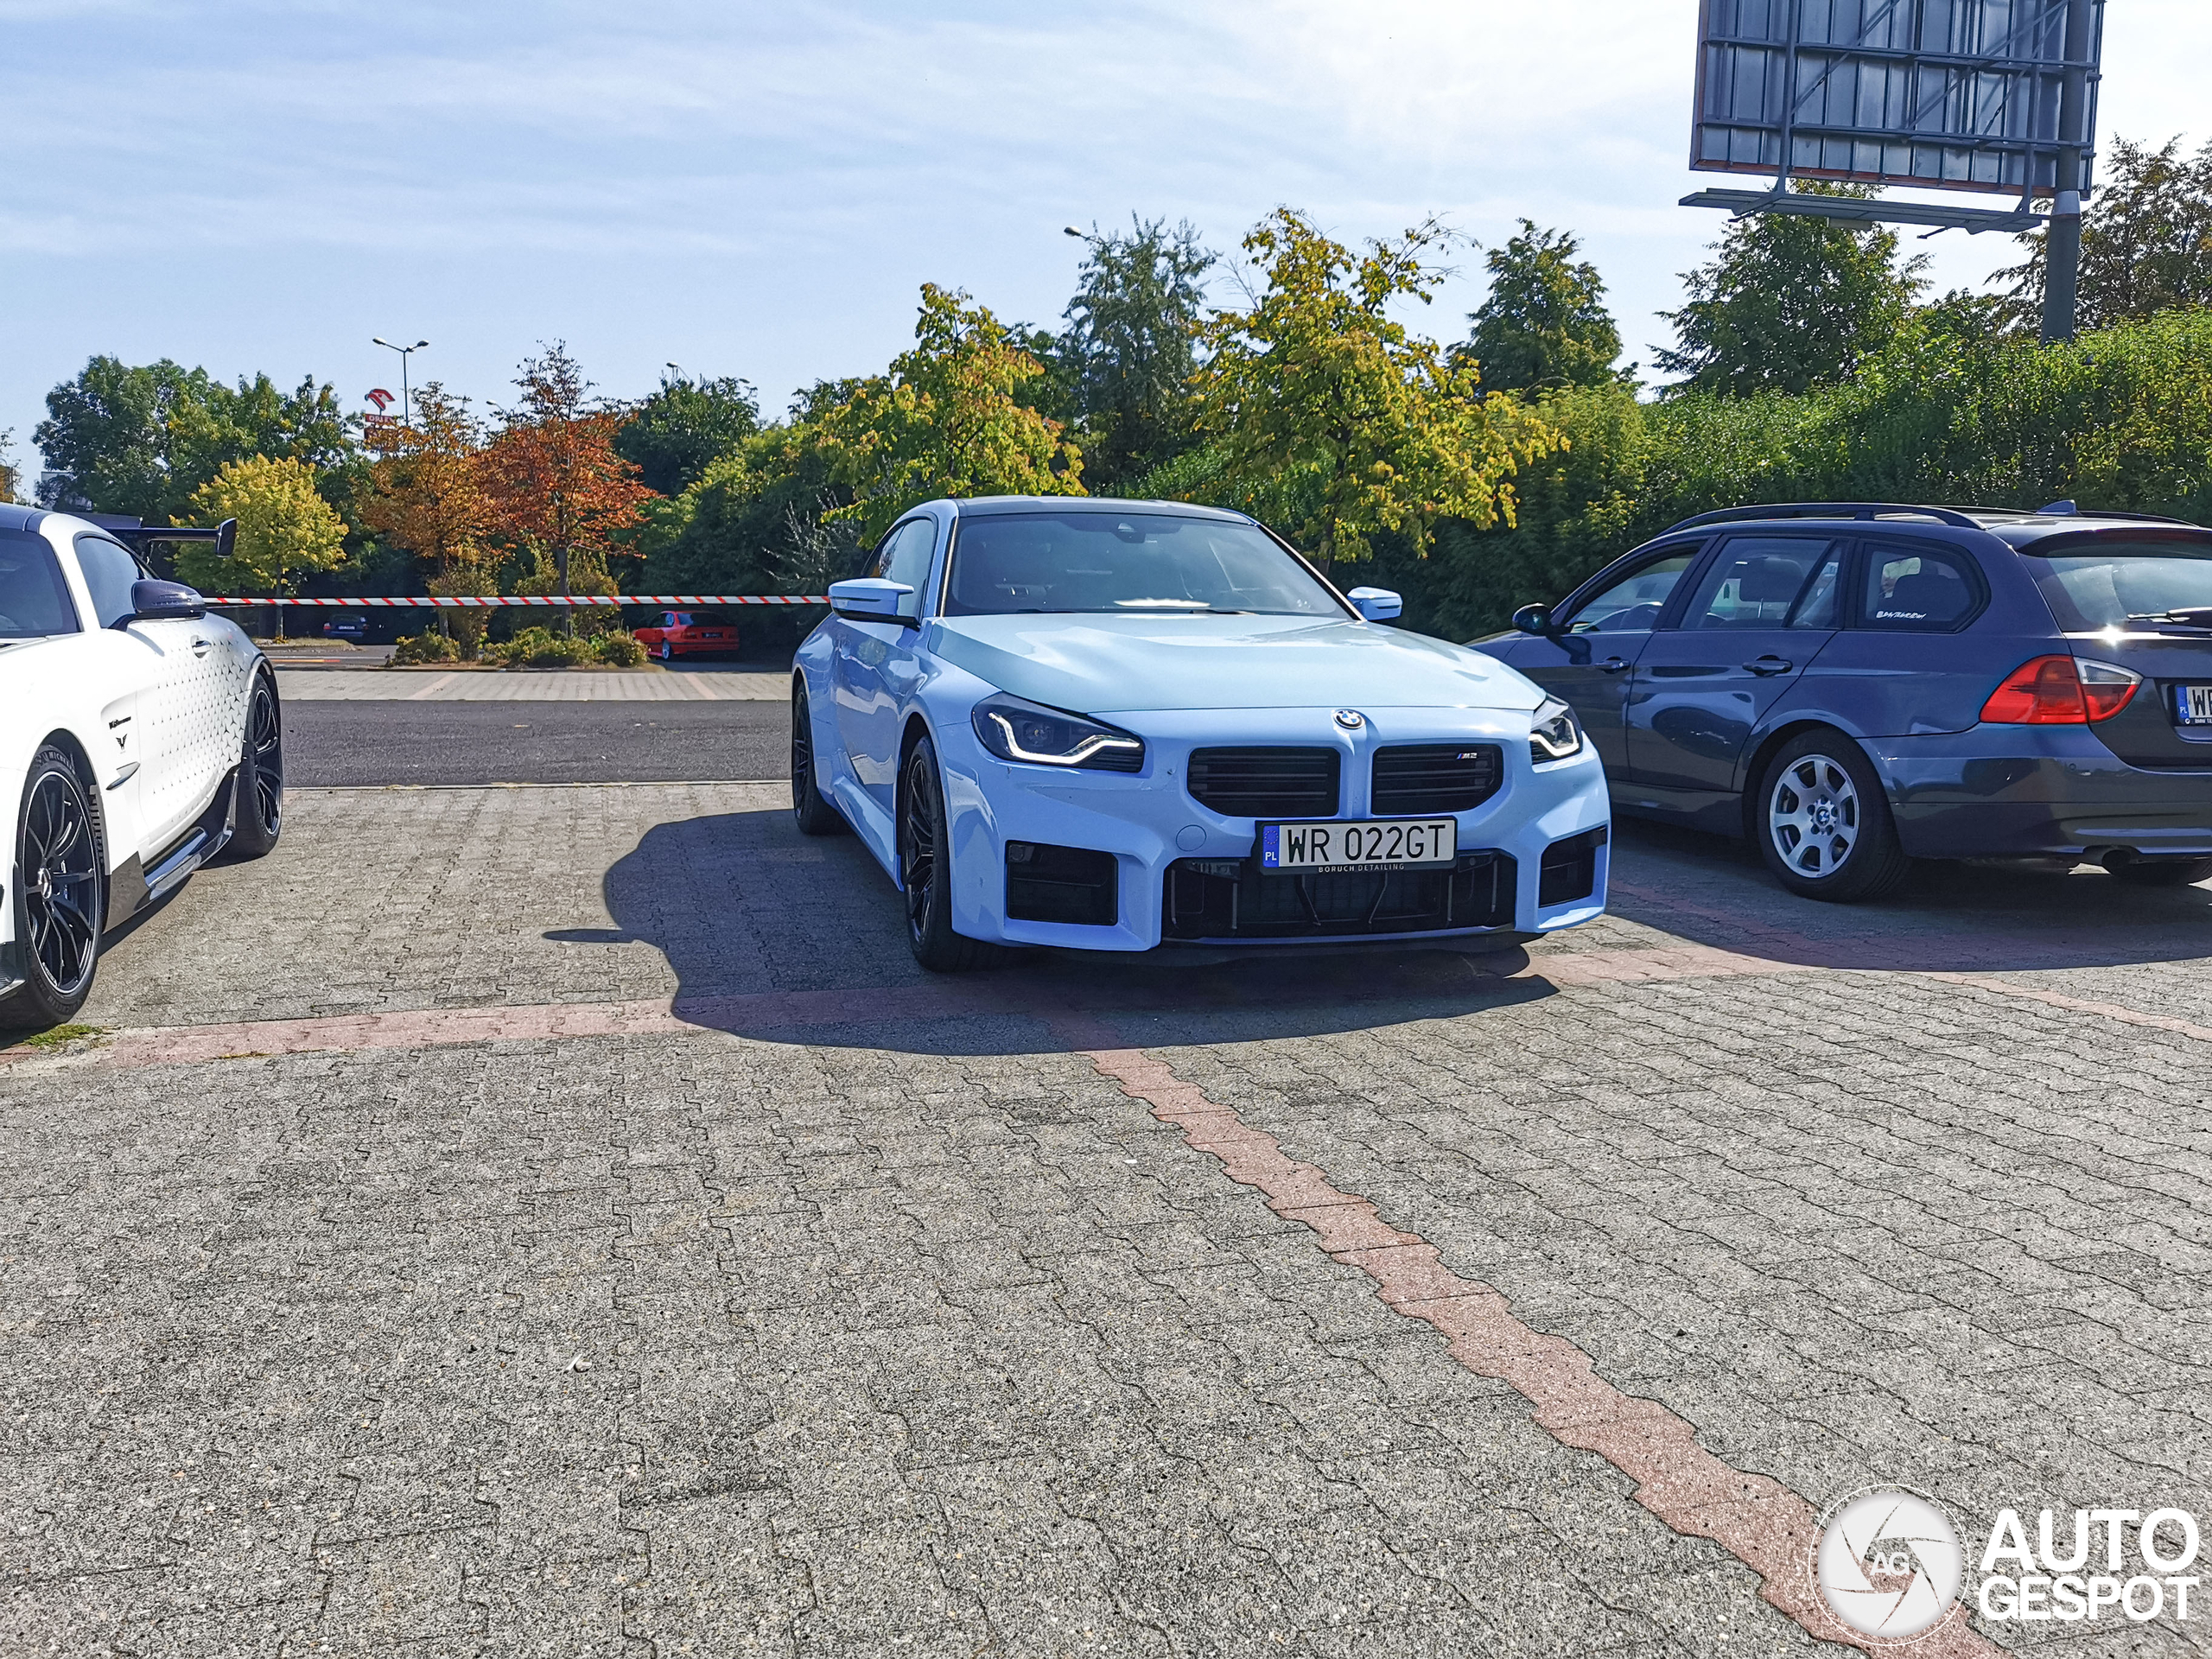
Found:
[791,496,1611,970]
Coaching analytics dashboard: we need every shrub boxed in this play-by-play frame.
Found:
[593,630,648,667]
[490,626,594,668]
[391,630,461,665]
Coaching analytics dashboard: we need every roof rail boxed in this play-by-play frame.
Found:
[1663,503,1985,534]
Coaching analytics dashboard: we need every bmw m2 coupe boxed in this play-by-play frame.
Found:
[792,497,1610,969]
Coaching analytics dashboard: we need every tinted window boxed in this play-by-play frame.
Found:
[874,518,938,594]
[1858,544,1982,631]
[944,512,1339,618]
[1563,550,1698,635]
[74,533,144,629]
[0,531,81,639]
[1685,537,1843,629]
[2019,535,2212,630]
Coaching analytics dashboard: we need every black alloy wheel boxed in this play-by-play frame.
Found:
[228,674,284,860]
[3,748,103,1030]
[791,683,848,836]
[898,735,991,972]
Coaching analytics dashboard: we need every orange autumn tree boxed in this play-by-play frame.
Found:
[359,383,497,653]
[478,343,654,632]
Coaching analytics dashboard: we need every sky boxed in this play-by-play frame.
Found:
[5,0,2208,497]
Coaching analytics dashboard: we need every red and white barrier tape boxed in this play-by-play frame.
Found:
[202,594,829,607]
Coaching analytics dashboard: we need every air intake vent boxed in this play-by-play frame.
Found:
[1186,747,1339,819]
[1370,745,1503,816]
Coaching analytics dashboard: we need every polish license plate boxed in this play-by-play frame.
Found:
[2177,684,2212,724]
[1260,819,1457,872]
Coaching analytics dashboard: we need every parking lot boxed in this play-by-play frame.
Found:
[7,676,2210,1657]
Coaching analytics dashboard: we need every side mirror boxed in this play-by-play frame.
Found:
[118,578,207,626]
[1511,603,1560,637]
[1347,586,1402,623]
[828,577,916,624]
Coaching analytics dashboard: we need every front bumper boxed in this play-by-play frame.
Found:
[938,706,1611,952]
[1878,724,2212,859]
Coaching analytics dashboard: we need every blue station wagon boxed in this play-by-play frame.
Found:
[1472,502,2212,901]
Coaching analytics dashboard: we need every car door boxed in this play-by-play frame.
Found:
[73,533,235,853]
[832,516,938,817]
[1515,545,1703,774]
[1622,536,1842,824]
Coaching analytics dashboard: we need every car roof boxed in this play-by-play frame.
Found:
[0,504,48,536]
[1662,502,2209,550]
[944,495,1255,524]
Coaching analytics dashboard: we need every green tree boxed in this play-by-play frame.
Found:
[1655,184,1929,396]
[173,455,349,615]
[1187,209,1558,570]
[815,284,1085,542]
[35,358,354,524]
[1459,220,1626,394]
[614,373,761,495]
[1057,217,1215,492]
[1997,136,2212,331]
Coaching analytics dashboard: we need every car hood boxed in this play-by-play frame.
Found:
[925,613,1542,714]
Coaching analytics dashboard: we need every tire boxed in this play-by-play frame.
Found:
[1753,731,1915,903]
[899,735,994,972]
[226,672,284,860]
[1,748,104,1032]
[2107,856,2212,888]
[658,640,674,662]
[791,683,849,836]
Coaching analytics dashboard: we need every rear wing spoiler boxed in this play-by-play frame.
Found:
[108,518,238,563]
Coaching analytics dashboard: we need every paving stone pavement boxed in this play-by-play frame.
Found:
[276,670,787,702]
[4,785,2210,1656]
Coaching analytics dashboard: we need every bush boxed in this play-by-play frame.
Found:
[491,626,595,668]
[593,630,647,667]
[391,630,461,665]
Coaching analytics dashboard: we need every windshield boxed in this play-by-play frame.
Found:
[2022,534,2212,629]
[943,512,1344,618]
[0,531,80,640]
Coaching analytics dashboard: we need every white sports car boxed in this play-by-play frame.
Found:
[792,496,1611,970]
[0,505,282,1030]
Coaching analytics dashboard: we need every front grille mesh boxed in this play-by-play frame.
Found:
[1370,744,1503,815]
[1186,747,1339,819]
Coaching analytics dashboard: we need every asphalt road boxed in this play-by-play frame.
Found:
[285,698,790,785]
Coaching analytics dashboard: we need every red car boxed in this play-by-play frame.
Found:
[632,610,741,661]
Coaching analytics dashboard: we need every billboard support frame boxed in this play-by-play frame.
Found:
[1684,0,2104,343]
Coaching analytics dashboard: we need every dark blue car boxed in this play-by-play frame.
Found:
[1471,502,2212,901]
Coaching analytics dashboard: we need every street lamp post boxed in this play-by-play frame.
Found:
[371,337,431,635]
[371,337,430,421]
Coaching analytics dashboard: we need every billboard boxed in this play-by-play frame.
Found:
[1692,0,2103,197]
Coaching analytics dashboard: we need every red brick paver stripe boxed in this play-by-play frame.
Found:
[11,947,1814,1071]
[1923,970,2212,1044]
[1059,1020,2003,1659]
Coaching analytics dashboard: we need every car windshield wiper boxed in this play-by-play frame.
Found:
[2124,610,2212,630]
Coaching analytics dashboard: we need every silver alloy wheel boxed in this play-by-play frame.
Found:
[1768,752,1859,879]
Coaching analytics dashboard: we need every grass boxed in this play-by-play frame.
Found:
[16,1022,105,1050]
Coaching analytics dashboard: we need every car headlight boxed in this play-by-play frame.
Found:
[1529,696,1583,764]
[970,693,1145,772]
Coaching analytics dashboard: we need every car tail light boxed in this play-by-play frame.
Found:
[1980,656,2142,724]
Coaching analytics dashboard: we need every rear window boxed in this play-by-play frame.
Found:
[1857,544,1984,631]
[0,530,81,640]
[2020,534,2212,630]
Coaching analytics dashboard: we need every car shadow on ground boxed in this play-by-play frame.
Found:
[550,808,1556,1056]
[1606,816,2212,973]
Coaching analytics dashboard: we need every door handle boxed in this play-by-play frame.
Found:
[1744,655,1793,676]
[1597,657,1630,675]
[190,636,212,657]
